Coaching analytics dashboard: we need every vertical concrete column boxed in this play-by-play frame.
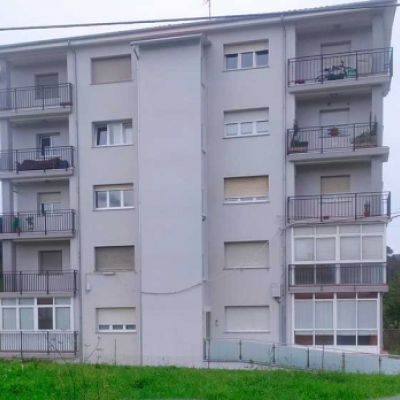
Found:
[370,157,383,192]
[2,240,16,273]
[372,15,385,49]
[371,87,384,147]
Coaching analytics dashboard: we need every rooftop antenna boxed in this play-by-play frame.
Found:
[204,0,211,18]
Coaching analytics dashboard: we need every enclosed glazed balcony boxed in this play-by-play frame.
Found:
[0,210,75,239]
[287,122,377,154]
[289,263,386,289]
[0,270,77,295]
[287,192,390,223]
[0,83,72,117]
[288,48,393,88]
[0,146,74,179]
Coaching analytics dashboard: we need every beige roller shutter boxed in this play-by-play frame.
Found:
[92,55,131,84]
[225,306,269,331]
[224,176,269,199]
[95,246,134,271]
[321,176,350,194]
[97,307,135,325]
[224,40,269,54]
[225,241,269,268]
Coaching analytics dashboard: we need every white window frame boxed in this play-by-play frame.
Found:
[0,297,73,332]
[224,49,269,71]
[293,293,379,350]
[94,185,134,210]
[93,121,133,147]
[224,120,269,138]
[96,308,137,333]
[224,176,269,204]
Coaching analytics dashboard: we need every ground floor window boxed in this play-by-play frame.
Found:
[294,292,378,347]
[0,297,72,331]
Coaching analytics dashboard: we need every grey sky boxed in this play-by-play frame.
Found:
[0,0,398,251]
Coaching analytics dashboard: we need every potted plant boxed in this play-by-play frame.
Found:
[26,216,34,231]
[364,201,371,217]
[289,120,308,153]
[328,127,340,137]
[352,122,377,148]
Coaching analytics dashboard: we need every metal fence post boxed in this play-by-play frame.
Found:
[342,352,346,372]
[20,331,23,359]
[46,331,50,354]
[272,343,276,365]
[46,270,49,295]
[307,347,310,369]
[239,339,242,361]
[73,270,77,296]
[19,271,22,295]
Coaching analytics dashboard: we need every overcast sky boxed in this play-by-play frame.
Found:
[0,0,398,251]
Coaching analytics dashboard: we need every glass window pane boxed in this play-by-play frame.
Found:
[19,298,34,305]
[20,308,34,330]
[316,238,335,261]
[55,298,70,305]
[38,308,53,330]
[122,123,133,144]
[3,308,16,330]
[316,226,336,235]
[294,238,314,261]
[340,237,360,260]
[256,50,269,66]
[256,120,268,133]
[2,299,16,306]
[109,191,122,208]
[98,324,109,331]
[225,54,238,70]
[362,236,383,260]
[225,123,238,137]
[240,122,253,135]
[315,301,333,329]
[337,332,356,345]
[110,123,123,145]
[358,300,377,329]
[108,124,115,145]
[241,52,253,68]
[37,297,53,305]
[112,324,124,330]
[337,300,356,329]
[294,300,313,329]
[96,127,107,146]
[95,191,107,208]
[340,225,360,234]
[123,190,134,207]
[56,307,70,330]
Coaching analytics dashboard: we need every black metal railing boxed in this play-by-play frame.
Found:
[0,83,72,112]
[0,270,78,295]
[0,210,75,235]
[0,331,77,355]
[287,122,377,154]
[289,263,387,286]
[288,47,393,86]
[287,192,391,223]
[0,146,74,172]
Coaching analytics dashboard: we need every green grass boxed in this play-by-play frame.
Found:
[0,360,399,400]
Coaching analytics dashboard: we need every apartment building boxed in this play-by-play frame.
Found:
[0,0,395,365]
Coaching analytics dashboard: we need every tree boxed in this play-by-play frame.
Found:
[384,247,400,329]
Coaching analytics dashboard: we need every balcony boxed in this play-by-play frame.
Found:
[0,146,74,180]
[0,331,77,355]
[0,83,72,118]
[0,210,75,239]
[287,192,390,223]
[0,270,77,295]
[288,48,393,90]
[289,263,387,292]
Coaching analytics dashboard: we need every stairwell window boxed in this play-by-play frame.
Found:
[97,307,136,332]
[224,108,269,138]
[224,176,269,204]
[224,41,269,70]
[94,121,133,147]
[94,184,134,210]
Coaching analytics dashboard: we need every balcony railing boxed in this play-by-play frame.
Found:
[0,270,77,294]
[0,83,72,112]
[0,146,74,172]
[287,192,391,223]
[288,47,393,86]
[289,263,387,286]
[287,122,377,154]
[0,210,75,235]
[0,331,77,355]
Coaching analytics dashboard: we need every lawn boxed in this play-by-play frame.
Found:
[0,360,399,400]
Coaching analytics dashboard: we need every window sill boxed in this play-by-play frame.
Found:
[93,207,135,212]
[97,330,137,334]
[223,65,269,73]
[223,199,270,205]
[92,144,134,149]
[223,133,270,140]
[93,270,136,275]
[90,79,133,86]
[223,267,270,271]
[224,330,271,334]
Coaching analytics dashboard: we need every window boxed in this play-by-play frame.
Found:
[35,73,59,99]
[39,250,62,273]
[321,175,350,194]
[224,41,269,70]
[294,293,378,347]
[38,192,62,214]
[94,184,134,209]
[94,121,133,147]
[224,241,269,269]
[91,55,131,84]
[224,176,269,203]
[0,297,71,331]
[224,109,269,138]
[95,246,134,271]
[225,306,269,332]
[97,307,136,332]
